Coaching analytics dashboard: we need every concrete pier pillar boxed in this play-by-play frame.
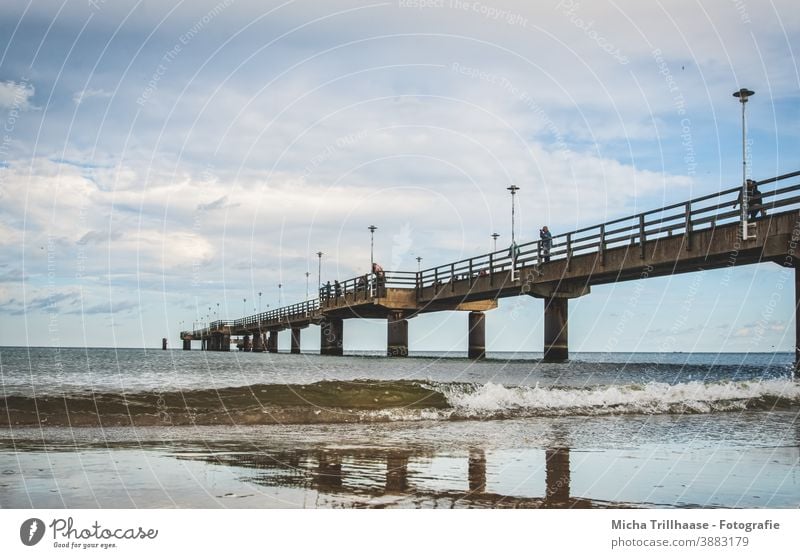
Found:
[320,318,344,356]
[291,328,301,354]
[162,338,167,350]
[468,311,486,360]
[387,311,408,357]
[182,338,191,351]
[243,334,252,352]
[267,331,279,353]
[796,266,800,378]
[222,334,231,352]
[252,332,265,352]
[544,297,568,362]
[545,448,571,505]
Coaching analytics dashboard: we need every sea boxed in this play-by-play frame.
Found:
[1,347,798,509]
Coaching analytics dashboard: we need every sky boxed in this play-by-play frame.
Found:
[0,0,798,352]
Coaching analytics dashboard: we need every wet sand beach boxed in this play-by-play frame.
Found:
[2,411,798,509]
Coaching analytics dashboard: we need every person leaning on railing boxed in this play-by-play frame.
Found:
[733,179,767,219]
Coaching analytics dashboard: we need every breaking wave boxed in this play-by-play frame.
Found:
[2,378,799,427]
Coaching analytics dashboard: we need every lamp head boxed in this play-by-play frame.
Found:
[733,88,755,103]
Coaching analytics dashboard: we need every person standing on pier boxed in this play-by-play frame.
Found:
[540,226,553,263]
[372,262,385,293]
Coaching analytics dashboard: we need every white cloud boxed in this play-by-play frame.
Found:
[0,80,34,111]
[73,88,113,105]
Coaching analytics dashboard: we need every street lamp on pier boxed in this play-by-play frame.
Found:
[507,185,520,279]
[491,232,499,252]
[258,292,262,313]
[317,251,323,294]
[733,87,755,240]
[368,225,377,273]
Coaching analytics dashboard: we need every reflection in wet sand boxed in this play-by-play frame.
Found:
[386,453,409,493]
[468,449,486,494]
[545,448,571,506]
[182,445,609,508]
[316,451,343,490]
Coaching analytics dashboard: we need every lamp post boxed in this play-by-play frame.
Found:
[507,185,519,279]
[216,302,219,320]
[416,256,422,272]
[258,292,262,313]
[733,87,755,240]
[242,297,246,317]
[317,251,323,294]
[305,271,310,300]
[491,232,499,252]
[278,283,282,306]
[368,225,377,273]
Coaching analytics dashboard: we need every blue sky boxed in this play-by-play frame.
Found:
[0,0,798,352]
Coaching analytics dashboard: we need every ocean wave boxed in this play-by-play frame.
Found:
[1,379,798,427]
[440,379,800,417]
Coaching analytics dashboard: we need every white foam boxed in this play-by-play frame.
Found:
[441,379,800,417]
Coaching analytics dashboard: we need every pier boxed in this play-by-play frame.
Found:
[181,171,800,372]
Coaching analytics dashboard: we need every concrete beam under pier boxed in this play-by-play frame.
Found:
[291,328,302,354]
[387,311,408,357]
[320,318,343,356]
[468,311,486,360]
